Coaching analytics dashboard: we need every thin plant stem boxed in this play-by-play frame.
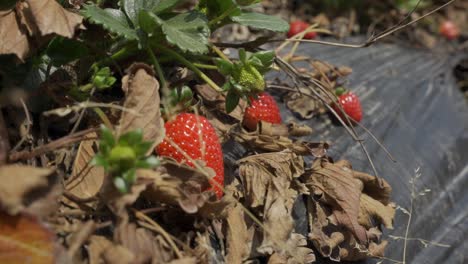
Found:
[193,63,218,70]
[155,45,223,92]
[211,45,232,62]
[147,47,167,89]
[208,5,237,27]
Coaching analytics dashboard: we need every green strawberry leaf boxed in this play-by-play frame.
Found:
[136,156,160,168]
[160,11,210,54]
[82,4,138,40]
[118,129,144,146]
[121,0,161,27]
[231,12,289,32]
[154,0,184,14]
[138,10,161,35]
[225,89,240,113]
[215,58,234,75]
[91,154,110,171]
[250,50,274,70]
[133,141,154,157]
[45,37,89,67]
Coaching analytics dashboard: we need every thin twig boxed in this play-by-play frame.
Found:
[215,0,457,50]
[133,210,183,259]
[8,127,98,161]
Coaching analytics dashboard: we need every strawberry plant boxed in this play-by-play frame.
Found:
[92,126,160,193]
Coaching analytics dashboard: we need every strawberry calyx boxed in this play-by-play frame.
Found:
[335,86,347,96]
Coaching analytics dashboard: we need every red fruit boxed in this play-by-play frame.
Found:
[333,90,362,122]
[439,21,459,40]
[287,20,317,39]
[243,92,282,130]
[156,113,224,198]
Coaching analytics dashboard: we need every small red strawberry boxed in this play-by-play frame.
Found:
[287,20,317,39]
[156,113,224,198]
[333,87,362,123]
[439,20,459,40]
[243,92,282,130]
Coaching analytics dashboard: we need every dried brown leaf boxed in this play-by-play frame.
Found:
[358,194,395,229]
[0,10,30,60]
[64,132,105,209]
[353,169,392,205]
[118,64,165,149]
[233,131,328,157]
[302,158,367,243]
[0,212,56,264]
[20,0,84,38]
[115,223,160,263]
[168,257,198,264]
[225,204,251,263]
[87,235,114,264]
[258,121,313,137]
[305,159,395,261]
[237,151,305,257]
[267,233,315,264]
[285,88,322,119]
[0,165,56,215]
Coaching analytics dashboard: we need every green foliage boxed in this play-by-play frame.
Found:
[91,67,117,90]
[170,85,194,107]
[160,11,210,54]
[92,126,159,193]
[0,0,17,10]
[231,12,289,32]
[216,49,275,112]
[45,37,89,67]
[81,5,139,40]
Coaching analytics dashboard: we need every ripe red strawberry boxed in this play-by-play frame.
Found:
[156,113,224,198]
[333,88,362,122]
[439,20,459,40]
[287,20,317,39]
[243,92,282,130]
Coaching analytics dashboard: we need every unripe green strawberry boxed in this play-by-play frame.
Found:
[109,146,136,170]
[235,64,265,93]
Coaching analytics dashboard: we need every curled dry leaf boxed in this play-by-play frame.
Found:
[63,132,105,209]
[142,160,233,217]
[0,165,56,215]
[0,212,56,264]
[304,158,395,261]
[115,222,175,264]
[0,10,30,62]
[118,63,165,149]
[358,193,395,229]
[19,0,84,38]
[233,130,329,157]
[87,235,135,264]
[285,87,323,119]
[0,0,83,60]
[267,233,315,264]
[225,204,251,263]
[303,158,367,243]
[258,121,313,137]
[237,151,306,258]
[285,60,352,119]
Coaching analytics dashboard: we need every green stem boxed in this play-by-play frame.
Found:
[193,63,218,70]
[93,45,136,69]
[211,45,231,62]
[79,83,94,93]
[208,6,237,27]
[146,47,167,89]
[154,45,222,92]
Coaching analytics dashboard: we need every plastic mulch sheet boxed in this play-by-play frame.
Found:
[225,41,468,264]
